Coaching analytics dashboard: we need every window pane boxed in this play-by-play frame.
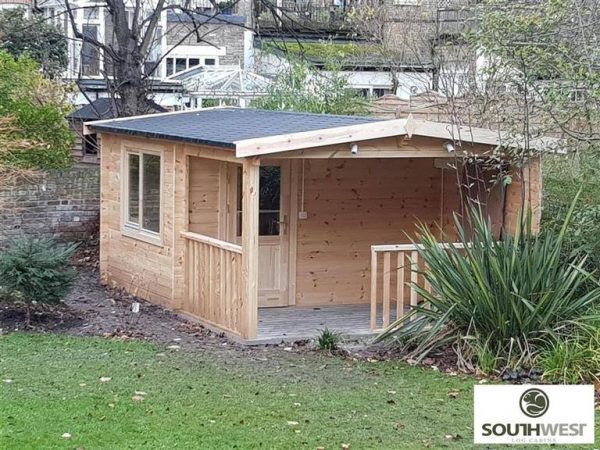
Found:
[175,58,186,73]
[142,154,161,233]
[128,154,140,224]
[259,166,280,236]
[189,58,200,67]
[237,166,282,236]
[81,25,99,76]
[204,58,216,66]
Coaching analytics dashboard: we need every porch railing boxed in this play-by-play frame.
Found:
[182,231,243,336]
[370,243,465,331]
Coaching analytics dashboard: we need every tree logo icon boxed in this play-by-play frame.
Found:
[519,388,549,418]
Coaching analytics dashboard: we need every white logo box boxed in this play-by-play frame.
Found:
[474,385,595,445]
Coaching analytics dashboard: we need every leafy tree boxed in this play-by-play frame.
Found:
[0,9,68,79]
[0,51,73,183]
[474,0,600,148]
[253,58,368,115]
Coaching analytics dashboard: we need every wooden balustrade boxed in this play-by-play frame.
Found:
[370,243,464,330]
[182,231,243,336]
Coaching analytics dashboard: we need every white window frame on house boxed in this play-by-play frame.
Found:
[165,56,220,77]
[121,143,164,246]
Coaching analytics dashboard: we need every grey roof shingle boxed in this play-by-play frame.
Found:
[90,108,384,148]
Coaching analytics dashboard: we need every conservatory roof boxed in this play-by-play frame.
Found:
[173,66,272,97]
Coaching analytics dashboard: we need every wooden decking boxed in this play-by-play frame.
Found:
[255,304,398,344]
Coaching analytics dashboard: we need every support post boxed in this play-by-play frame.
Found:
[241,157,260,340]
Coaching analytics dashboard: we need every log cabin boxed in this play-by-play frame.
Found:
[86,107,547,343]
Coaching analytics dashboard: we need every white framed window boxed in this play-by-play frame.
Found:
[165,56,220,76]
[122,146,163,244]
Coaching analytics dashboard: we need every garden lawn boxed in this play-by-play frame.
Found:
[0,334,595,449]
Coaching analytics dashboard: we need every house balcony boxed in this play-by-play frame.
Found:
[254,0,370,35]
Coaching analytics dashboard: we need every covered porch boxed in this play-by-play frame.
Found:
[177,114,535,343]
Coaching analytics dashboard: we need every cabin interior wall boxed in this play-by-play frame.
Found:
[292,158,504,307]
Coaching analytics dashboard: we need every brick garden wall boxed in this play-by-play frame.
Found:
[0,166,100,245]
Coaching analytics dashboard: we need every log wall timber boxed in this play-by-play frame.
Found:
[293,158,505,307]
[99,134,176,307]
[504,156,542,234]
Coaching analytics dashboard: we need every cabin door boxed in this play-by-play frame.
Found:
[257,163,291,307]
[234,162,291,307]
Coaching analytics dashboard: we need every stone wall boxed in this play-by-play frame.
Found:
[166,21,246,67]
[0,166,100,245]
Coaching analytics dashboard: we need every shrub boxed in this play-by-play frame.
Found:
[375,194,600,372]
[537,324,600,384]
[0,238,78,324]
[542,152,600,275]
[317,328,342,351]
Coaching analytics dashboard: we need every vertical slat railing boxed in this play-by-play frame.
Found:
[370,243,465,330]
[181,231,243,336]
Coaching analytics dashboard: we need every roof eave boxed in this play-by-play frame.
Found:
[234,119,408,157]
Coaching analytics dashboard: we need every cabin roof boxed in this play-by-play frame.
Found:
[87,107,562,157]
[88,107,382,149]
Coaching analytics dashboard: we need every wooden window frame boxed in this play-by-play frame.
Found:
[121,142,164,246]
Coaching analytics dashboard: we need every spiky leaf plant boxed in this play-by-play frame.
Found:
[375,192,600,370]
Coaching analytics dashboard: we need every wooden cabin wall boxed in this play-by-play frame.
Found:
[187,157,239,241]
[188,157,222,238]
[293,158,504,307]
[504,156,542,234]
[99,134,179,307]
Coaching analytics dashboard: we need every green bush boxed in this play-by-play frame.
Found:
[0,238,78,323]
[543,152,600,275]
[375,195,600,372]
[538,328,600,384]
[317,328,342,351]
[0,51,74,172]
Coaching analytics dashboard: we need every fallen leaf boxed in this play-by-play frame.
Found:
[341,444,350,449]
[135,391,147,396]
[447,389,460,399]
[293,402,301,407]
[79,383,87,387]
[387,390,397,395]
[167,345,180,350]
[422,438,430,448]
[99,377,111,383]
[131,395,145,402]
[287,421,299,426]
[445,434,463,441]
[62,433,72,439]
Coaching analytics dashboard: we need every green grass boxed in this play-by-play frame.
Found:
[0,334,596,449]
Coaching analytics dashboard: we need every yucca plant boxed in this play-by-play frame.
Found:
[375,191,600,370]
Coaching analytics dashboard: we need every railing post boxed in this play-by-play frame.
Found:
[370,247,378,330]
[410,251,419,314]
[382,252,391,328]
[396,252,404,321]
